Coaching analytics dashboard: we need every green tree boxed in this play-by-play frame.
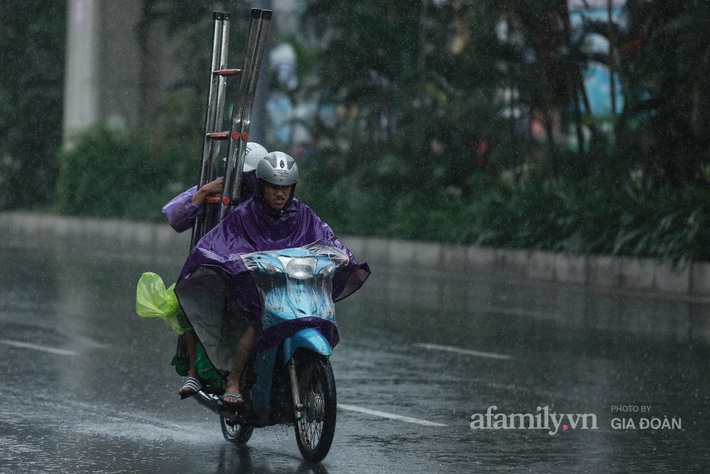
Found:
[55,126,170,220]
[300,1,500,192]
[0,0,66,210]
[299,1,616,187]
[620,0,710,187]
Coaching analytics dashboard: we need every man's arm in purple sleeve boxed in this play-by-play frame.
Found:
[162,186,202,233]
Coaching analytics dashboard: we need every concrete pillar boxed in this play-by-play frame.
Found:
[63,0,101,143]
[62,0,173,145]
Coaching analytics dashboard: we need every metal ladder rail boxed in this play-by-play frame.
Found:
[201,14,238,237]
[190,11,234,250]
[219,8,272,221]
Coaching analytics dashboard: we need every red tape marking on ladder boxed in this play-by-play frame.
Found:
[208,132,230,139]
[216,68,240,76]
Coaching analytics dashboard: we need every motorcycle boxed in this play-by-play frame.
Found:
[134,8,367,463]
[185,243,349,463]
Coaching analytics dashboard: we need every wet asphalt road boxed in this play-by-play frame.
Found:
[1,232,709,473]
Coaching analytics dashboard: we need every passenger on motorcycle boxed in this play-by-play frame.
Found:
[161,142,268,233]
[175,151,370,407]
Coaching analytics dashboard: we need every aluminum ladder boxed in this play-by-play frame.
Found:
[190,8,272,249]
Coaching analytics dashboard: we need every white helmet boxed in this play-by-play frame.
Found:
[256,151,299,186]
[244,142,268,172]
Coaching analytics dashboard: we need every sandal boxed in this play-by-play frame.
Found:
[178,377,202,400]
[221,393,243,409]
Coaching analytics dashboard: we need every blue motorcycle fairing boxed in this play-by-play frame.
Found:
[283,328,332,363]
[243,245,347,352]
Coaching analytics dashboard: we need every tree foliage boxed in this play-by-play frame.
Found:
[620,0,710,186]
[4,0,710,261]
[0,0,66,210]
[298,0,710,189]
[301,1,500,193]
[55,126,171,220]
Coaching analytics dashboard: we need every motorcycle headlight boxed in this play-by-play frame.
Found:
[283,257,317,279]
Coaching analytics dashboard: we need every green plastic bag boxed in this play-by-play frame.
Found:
[136,272,191,335]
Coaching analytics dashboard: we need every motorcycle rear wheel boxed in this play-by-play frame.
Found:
[220,417,254,446]
[294,356,336,463]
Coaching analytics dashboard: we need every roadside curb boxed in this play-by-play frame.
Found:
[334,239,710,302]
[0,212,190,254]
[2,212,709,300]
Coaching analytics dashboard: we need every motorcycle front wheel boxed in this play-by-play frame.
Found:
[294,356,337,463]
[220,417,254,446]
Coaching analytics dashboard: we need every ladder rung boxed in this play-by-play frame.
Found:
[207,131,230,139]
[214,68,240,76]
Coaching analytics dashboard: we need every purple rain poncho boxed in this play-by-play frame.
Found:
[174,195,370,372]
[162,185,200,233]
